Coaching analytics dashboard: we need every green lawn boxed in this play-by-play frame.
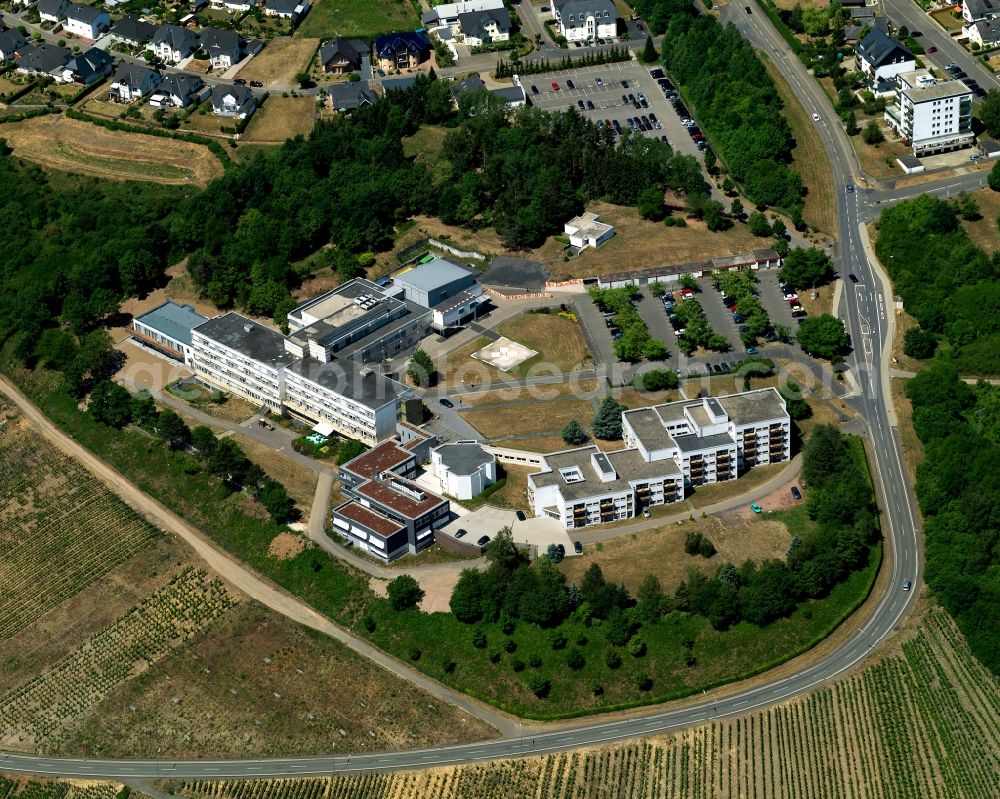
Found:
[7,363,882,721]
[296,0,420,40]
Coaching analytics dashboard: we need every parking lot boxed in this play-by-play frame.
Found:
[523,61,707,164]
[576,270,810,376]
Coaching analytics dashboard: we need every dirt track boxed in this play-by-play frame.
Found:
[0,375,515,737]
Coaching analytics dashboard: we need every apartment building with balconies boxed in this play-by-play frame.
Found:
[528,389,791,530]
[884,69,973,156]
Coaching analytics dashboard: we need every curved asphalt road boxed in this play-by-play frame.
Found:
[0,3,948,781]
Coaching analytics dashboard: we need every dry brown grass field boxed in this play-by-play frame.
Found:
[64,602,497,758]
[560,513,790,595]
[460,398,595,439]
[545,202,764,281]
[0,115,222,185]
[241,96,315,143]
[238,38,320,85]
[762,59,837,235]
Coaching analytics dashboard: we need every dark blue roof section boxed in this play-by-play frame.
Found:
[135,301,207,347]
[374,30,431,57]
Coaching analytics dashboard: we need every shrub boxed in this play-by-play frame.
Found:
[362,615,376,633]
[488,649,502,664]
[606,650,622,669]
[442,657,456,673]
[565,647,585,670]
[529,654,543,668]
[409,648,421,661]
[472,628,488,648]
[504,637,517,653]
[528,675,551,698]
[634,672,653,691]
[511,658,525,672]
[590,681,604,696]
[628,636,647,657]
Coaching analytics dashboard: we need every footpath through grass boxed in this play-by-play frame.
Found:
[10,369,882,720]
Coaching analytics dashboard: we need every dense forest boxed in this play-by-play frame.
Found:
[662,15,804,217]
[875,195,1000,375]
[905,363,1000,673]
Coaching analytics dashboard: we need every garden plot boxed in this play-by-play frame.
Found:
[471,336,538,372]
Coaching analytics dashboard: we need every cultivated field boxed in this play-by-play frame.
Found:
[296,0,420,39]
[170,606,1000,798]
[0,409,158,643]
[0,776,121,799]
[0,567,236,749]
[241,97,316,144]
[65,603,497,758]
[238,38,320,86]
[0,116,223,186]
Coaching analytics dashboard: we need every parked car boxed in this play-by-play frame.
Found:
[439,398,454,408]
[746,346,758,355]
[621,79,629,88]
[515,510,526,521]
[790,486,802,501]
[566,79,575,89]
[733,312,746,323]
[234,78,247,85]
[574,541,583,554]
[531,85,539,94]
[750,502,762,513]
[477,535,491,546]
[595,76,604,87]
[455,528,468,539]
[587,100,595,110]
[552,81,560,90]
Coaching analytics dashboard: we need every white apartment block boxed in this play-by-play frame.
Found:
[884,69,973,156]
[189,279,427,445]
[553,0,618,42]
[528,389,790,530]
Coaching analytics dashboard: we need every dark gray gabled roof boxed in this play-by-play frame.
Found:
[67,46,113,79]
[328,81,377,110]
[15,42,71,73]
[36,0,66,18]
[319,37,369,67]
[457,7,511,39]
[199,26,242,57]
[556,0,617,21]
[211,81,253,107]
[452,73,486,96]
[157,72,204,100]
[65,3,107,23]
[112,62,160,89]
[263,0,300,13]
[112,15,157,44]
[0,29,28,56]
[857,28,912,67]
[966,0,1000,17]
[152,24,198,51]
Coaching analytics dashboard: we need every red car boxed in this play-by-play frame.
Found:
[927,46,938,53]
[552,81,560,91]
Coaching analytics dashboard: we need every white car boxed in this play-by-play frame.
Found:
[811,113,821,122]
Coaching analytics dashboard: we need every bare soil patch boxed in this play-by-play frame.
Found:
[238,38,320,85]
[63,602,496,757]
[0,115,222,186]
[114,340,193,394]
[241,96,316,143]
[960,186,1000,254]
[268,532,307,560]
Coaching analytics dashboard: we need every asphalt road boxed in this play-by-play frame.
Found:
[0,1,971,783]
